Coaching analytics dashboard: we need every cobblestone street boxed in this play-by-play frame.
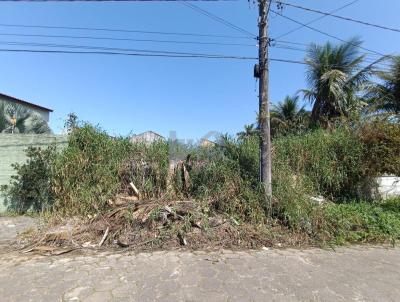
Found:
[1,217,399,302]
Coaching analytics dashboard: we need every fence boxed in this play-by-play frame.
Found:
[0,134,68,212]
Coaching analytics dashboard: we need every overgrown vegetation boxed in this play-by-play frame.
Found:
[274,128,367,200]
[1,146,56,213]
[357,121,400,176]
[50,125,170,216]
[2,119,400,249]
[322,199,400,245]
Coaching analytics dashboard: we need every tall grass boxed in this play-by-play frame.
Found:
[52,125,131,215]
[52,124,170,216]
[176,137,265,223]
[274,129,367,200]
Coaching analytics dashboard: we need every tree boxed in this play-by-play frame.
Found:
[65,112,78,133]
[301,38,376,126]
[237,124,258,140]
[0,101,51,134]
[270,95,309,136]
[366,56,400,117]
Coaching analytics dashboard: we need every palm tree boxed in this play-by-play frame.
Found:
[0,101,51,134]
[301,38,377,125]
[237,124,258,140]
[271,95,310,136]
[366,56,400,117]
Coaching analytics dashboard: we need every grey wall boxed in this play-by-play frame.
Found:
[0,134,68,212]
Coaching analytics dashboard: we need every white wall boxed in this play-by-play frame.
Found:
[377,176,400,199]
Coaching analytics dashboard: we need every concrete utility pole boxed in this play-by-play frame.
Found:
[257,0,272,210]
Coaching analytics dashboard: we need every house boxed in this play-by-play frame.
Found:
[131,131,165,144]
[0,93,53,122]
[200,138,216,148]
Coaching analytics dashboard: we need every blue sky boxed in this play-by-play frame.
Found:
[0,0,399,140]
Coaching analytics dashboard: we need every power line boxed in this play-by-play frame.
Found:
[270,58,306,65]
[0,32,257,47]
[273,0,359,40]
[29,0,242,1]
[272,40,393,62]
[0,45,316,65]
[274,40,308,47]
[0,37,389,67]
[180,1,257,38]
[276,1,400,34]
[266,0,272,15]
[271,44,393,68]
[274,40,392,62]
[0,23,253,40]
[0,46,392,71]
[0,40,256,57]
[271,9,385,57]
[0,48,257,59]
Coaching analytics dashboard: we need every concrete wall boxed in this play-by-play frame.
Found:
[0,134,68,212]
[27,107,50,123]
[376,176,400,200]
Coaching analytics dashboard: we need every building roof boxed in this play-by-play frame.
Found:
[132,131,165,139]
[200,138,217,147]
[0,93,53,112]
[131,131,165,143]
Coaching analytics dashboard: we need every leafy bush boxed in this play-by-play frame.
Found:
[51,124,171,216]
[271,160,316,231]
[1,146,56,213]
[273,129,367,200]
[119,141,169,199]
[180,140,265,223]
[322,198,400,244]
[51,125,132,215]
[220,135,259,186]
[357,121,400,176]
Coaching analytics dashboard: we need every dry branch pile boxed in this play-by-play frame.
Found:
[21,193,283,255]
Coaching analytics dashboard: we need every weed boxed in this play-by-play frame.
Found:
[322,198,400,245]
[274,128,367,200]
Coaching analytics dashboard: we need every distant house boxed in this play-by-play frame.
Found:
[131,131,165,144]
[0,93,53,122]
[200,138,216,148]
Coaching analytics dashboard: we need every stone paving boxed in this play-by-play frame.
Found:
[0,217,399,302]
[0,215,36,247]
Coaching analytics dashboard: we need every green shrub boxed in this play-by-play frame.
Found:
[51,124,171,216]
[179,138,265,223]
[271,160,316,232]
[220,135,259,186]
[322,198,400,244]
[1,146,57,213]
[119,141,169,199]
[357,121,400,176]
[273,129,367,200]
[52,124,132,215]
